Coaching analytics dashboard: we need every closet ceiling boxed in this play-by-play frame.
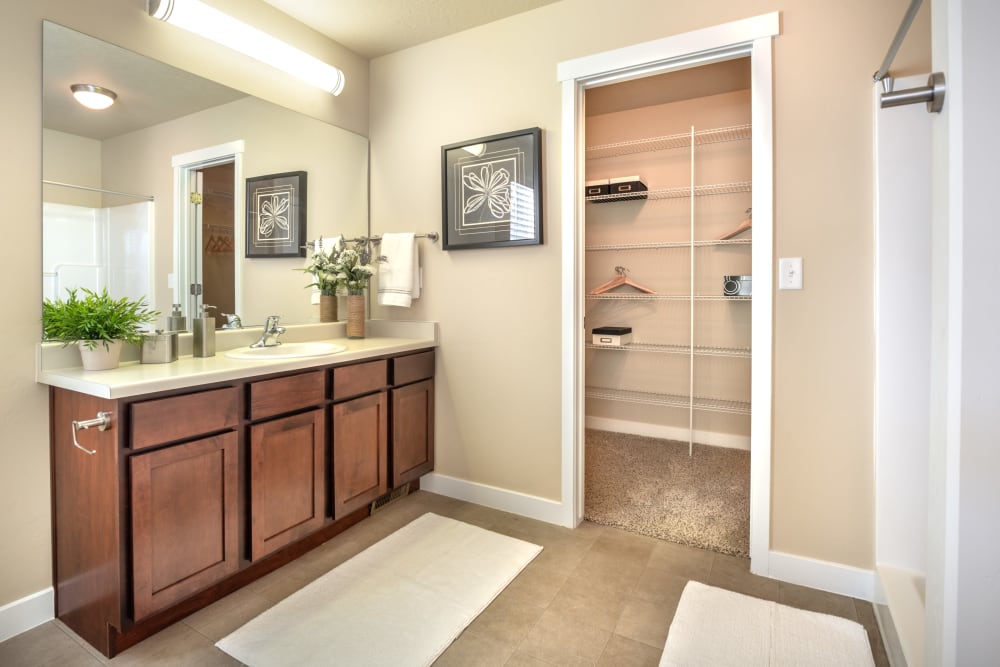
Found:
[261,0,561,58]
[586,58,750,116]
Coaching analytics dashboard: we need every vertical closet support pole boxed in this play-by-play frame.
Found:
[688,126,696,457]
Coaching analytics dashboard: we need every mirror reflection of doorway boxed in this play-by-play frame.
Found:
[196,161,236,321]
[171,140,244,326]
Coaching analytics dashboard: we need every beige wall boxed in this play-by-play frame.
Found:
[369,0,930,570]
[42,130,102,207]
[2,0,932,613]
[0,0,366,608]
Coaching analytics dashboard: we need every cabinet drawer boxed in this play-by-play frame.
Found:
[331,359,388,401]
[393,350,435,386]
[250,370,325,420]
[130,386,239,450]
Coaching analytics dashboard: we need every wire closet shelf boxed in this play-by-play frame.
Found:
[584,387,751,415]
[586,123,751,160]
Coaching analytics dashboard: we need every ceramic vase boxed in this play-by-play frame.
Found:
[346,293,365,339]
[79,340,124,371]
[320,293,338,322]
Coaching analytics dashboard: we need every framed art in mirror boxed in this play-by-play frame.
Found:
[246,170,307,257]
[441,127,542,250]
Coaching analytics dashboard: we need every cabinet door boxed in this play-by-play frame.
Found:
[391,379,435,487]
[332,392,388,518]
[249,409,326,560]
[130,432,238,620]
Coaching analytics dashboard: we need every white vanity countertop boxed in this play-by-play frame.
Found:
[36,320,438,399]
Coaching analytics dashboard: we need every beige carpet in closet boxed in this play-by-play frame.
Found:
[584,429,750,556]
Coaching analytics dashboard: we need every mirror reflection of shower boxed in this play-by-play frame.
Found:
[42,180,153,305]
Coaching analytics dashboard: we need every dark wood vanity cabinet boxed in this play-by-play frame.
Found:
[128,386,242,620]
[391,351,435,487]
[130,432,240,620]
[248,371,326,560]
[249,409,326,560]
[48,347,435,658]
[331,360,389,518]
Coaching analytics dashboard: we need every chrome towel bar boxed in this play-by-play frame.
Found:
[872,0,946,113]
[72,411,112,455]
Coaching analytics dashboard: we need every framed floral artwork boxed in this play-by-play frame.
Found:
[245,171,307,258]
[441,127,543,250]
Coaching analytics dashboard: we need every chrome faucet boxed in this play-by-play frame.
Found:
[220,313,243,329]
[251,315,285,348]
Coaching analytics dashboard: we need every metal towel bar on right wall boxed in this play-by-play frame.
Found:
[872,0,945,113]
[879,72,946,113]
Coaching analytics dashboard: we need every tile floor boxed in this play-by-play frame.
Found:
[0,491,888,666]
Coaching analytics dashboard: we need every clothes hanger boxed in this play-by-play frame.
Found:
[590,266,657,295]
[718,208,752,240]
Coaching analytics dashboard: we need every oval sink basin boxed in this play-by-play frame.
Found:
[225,341,346,360]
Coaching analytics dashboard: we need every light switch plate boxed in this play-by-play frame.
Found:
[779,257,803,290]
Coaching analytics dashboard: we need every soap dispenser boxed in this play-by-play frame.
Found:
[193,304,216,357]
[167,303,186,355]
[167,304,186,331]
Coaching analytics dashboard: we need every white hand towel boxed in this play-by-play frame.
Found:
[377,232,419,307]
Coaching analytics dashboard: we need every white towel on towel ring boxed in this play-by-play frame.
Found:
[377,232,420,307]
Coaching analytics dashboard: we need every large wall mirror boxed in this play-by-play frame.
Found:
[41,21,369,332]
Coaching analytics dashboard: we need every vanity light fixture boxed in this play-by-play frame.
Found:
[70,83,118,110]
[147,0,346,96]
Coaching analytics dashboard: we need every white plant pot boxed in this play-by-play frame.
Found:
[79,340,124,371]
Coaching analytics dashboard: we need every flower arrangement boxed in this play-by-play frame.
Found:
[335,238,385,294]
[301,236,345,296]
[301,236,385,296]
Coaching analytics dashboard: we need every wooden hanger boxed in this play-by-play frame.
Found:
[590,266,657,295]
[718,208,752,240]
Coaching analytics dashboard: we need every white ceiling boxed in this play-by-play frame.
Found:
[43,22,246,141]
[43,2,560,140]
[260,0,560,59]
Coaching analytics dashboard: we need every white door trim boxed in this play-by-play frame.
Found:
[557,12,778,575]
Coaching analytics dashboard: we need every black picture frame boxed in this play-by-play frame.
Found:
[245,171,307,258]
[441,127,542,250]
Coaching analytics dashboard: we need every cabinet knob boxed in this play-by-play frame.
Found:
[71,411,113,455]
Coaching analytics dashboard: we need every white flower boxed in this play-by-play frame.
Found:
[258,195,289,237]
[463,163,511,218]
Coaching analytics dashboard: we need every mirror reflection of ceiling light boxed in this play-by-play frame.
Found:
[463,144,486,156]
[70,83,118,110]
[146,0,346,96]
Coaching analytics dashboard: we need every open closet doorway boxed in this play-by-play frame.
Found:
[583,58,753,558]
[171,140,245,323]
[193,161,236,318]
[558,13,778,575]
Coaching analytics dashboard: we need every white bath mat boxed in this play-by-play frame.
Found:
[660,581,875,666]
[216,512,541,666]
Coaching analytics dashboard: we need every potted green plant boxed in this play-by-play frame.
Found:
[42,287,159,370]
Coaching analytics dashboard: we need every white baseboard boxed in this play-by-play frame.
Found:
[419,472,571,527]
[768,550,877,601]
[0,587,53,643]
[585,416,751,450]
